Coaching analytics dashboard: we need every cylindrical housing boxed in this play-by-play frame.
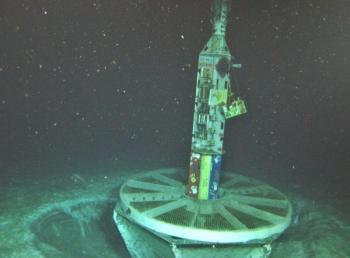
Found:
[187,0,233,201]
[187,153,222,200]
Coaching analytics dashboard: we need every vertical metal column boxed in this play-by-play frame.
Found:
[187,0,247,200]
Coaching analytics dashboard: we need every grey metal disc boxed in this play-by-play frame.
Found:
[116,168,292,244]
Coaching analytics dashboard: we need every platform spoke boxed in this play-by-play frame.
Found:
[127,180,178,193]
[189,204,200,227]
[123,192,182,204]
[143,198,190,218]
[223,173,238,178]
[228,194,288,209]
[228,185,271,195]
[151,174,183,188]
[218,205,248,230]
[223,201,285,224]
[221,176,249,188]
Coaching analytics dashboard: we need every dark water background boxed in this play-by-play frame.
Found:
[1,0,349,210]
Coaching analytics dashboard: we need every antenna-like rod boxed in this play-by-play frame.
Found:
[211,0,231,35]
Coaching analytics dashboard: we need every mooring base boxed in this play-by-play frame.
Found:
[113,168,292,257]
[114,208,272,258]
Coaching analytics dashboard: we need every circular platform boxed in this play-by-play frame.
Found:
[116,168,292,244]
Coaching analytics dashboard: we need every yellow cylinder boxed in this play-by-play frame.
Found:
[198,155,212,200]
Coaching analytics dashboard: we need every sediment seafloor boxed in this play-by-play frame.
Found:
[1,167,349,258]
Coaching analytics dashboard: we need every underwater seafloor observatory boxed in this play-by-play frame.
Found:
[2,0,350,258]
[113,1,292,257]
